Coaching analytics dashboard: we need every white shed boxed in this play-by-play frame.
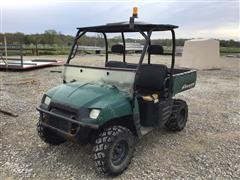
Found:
[180,39,220,69]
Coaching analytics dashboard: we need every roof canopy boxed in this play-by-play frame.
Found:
[77,21,178,33]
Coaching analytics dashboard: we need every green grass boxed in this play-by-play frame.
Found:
[220,47,240,55]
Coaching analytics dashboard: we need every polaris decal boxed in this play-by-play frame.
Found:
[181,82,195,90]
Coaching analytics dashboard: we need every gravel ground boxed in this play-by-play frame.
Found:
[0,55,240,179]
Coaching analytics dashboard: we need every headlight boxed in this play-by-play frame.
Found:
[43,96,51,106]
[89,109,101,119]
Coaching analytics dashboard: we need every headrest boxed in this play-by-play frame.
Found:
[111,44,124,54]
[148,45,164,55]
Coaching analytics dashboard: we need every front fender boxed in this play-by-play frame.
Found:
[97,97,133,125]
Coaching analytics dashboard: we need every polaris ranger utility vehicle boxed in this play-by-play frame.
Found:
[37,9,197,176]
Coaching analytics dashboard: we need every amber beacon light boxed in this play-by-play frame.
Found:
[132,7,138,17]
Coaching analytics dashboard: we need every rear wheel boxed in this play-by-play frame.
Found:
[165,99,188,131]
[93,126,135,176]
[37,118,66,145]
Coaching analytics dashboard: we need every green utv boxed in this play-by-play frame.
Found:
[37,11,197,176]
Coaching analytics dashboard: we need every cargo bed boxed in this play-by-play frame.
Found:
[171,68,197,95]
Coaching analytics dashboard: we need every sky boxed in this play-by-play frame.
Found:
[0,0,239,40]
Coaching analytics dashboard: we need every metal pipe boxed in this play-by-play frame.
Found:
[3,34,8,69]
[103,32,108,64]
[133,30,152,93]
[138,31,152,65]
[121,32,126,63]
[20,44,23,67]
[170,29,176,74]
[148,37,151,64]
[169,29,176,97]
[67,30,86,64]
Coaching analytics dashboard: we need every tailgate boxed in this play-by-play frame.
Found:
[172,70,197,95]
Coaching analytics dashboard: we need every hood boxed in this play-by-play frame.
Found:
[46,82,130,109]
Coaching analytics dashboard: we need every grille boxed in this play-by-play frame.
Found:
[47,116,70,132]
[46,108,77,132]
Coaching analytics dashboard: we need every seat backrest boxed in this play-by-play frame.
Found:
[135,64,168,92]
[111,44,124,54]
[105,61,137,69]
[105,61,125,68]
[148,45,164,55]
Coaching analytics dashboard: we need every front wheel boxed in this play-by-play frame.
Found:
[93,126,136,176]
[165,99,188,132]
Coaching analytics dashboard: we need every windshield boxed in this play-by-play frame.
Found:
[64,66,136,94]
[65,32,145,95]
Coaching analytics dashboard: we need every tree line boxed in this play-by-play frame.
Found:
[0,30,73,46]
[0,30,239,48]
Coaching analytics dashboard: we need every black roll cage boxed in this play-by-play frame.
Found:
[66,27,176,97]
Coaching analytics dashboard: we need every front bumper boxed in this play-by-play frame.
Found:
[37,106,99,129]
[37,106,99,142]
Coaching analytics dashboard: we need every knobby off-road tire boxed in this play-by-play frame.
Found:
[93,126,136,176]
[165,99,188,132]
[37,119,66,145]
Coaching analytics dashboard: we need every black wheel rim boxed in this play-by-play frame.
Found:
[111,140,129,166]
[178,109,186,127]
